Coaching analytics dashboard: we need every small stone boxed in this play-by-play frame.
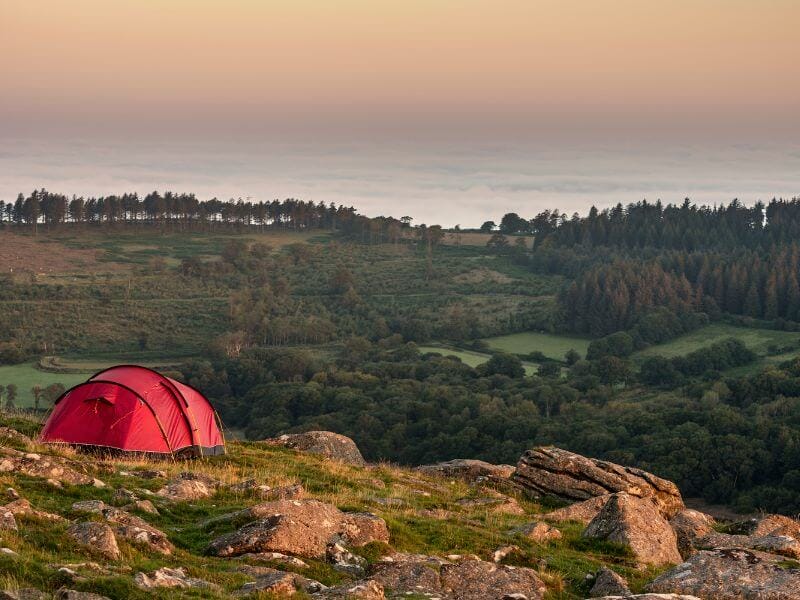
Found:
[492,545,520,563]
[327,542,367,576]
[134,567,214,590]
[510,521,562,543]
[67,522,120,561]
[589,567,630,597]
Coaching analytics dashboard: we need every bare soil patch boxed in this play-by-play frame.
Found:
[0,232,114,276]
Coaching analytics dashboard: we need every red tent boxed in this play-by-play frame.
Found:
[40,365,225,458]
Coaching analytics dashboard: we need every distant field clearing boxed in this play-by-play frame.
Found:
[418,345,539,375]
[482,332,591,361]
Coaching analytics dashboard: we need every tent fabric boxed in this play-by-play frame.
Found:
[39,365,225,458]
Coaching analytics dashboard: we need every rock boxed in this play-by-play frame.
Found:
[110,488,138,505]
[0,547,18,556]
[646,548,800,599]
[264,431,366,466]
[732,513,800,540]
[100,506,173,555]
[313,580,385,599]
[122,500,159,515]
[513,447,684,519]
[237,568,298,595]
[0,427,33,447]
[208,499,388,558]
[542,495,611,525]
[124,469,166,479]
[669,509,715,558]
[749,534,800,559]
[492,545,520,563]
[0,589,50,600]
[5,488,19,501]
[369,555,444,596]
[456,495,525,515]
[510,521,562,543]
[206,499,345,558]
[156,472,218,501]
[237,551,309,568]
[589,567,630,597]
[0,447,99,487]
[327,542,367,576]
[229,479,306,501]
[341,512,390,546]
[593,596,701,599]
[3,498,63,522]
[67,522,120,561]
[582,492,681,566]
[415,459,516,483]
[696,531,800,560]
[236,566,324,595]
[55,591,112,600]
[71,500,106,514]
[0,508,17,531]
[134,566,214,590]
[440,558,547,600]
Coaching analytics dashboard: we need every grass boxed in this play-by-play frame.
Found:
[482,332,592,362]
[634,324,800,376]
[418,345,540,375]
[0,414,672,599]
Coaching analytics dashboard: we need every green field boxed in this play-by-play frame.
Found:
[482,331,592,361]
[0,363,86,408]
[418,345,540,375]
[0,355,193,409]
[635,324,800,360]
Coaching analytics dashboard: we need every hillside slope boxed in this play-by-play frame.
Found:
[0,417,798,599]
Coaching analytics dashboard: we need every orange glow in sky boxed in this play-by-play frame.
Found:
[2,0,799,139]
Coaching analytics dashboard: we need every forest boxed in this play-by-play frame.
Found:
[2,191,800,515]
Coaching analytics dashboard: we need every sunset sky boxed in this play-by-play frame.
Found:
[1,0,799,224]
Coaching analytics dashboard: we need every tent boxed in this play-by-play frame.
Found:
[39,365,225,458]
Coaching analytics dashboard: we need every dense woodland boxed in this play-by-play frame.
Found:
[3,191,800,514]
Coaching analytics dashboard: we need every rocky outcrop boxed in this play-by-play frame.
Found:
[455,494,525,515]
[72,502,173,555]
[731,513,800,540]
[440,558,547,599]
[156,472,219,501]
[509,521,562,543]
[0,427,33,447]
[513,447,684,518]
[341,512,391,546]
[327,542,367,576]
[669,509,715,559]
[369,554,447,596]
[646,548,800,599]
[313,580,385,599]
[134,567,215,590]
[67,522,120,561]
[583,492,682,566]
[229,480,305,500]
[0,508,17,531]
[369,554,546,600]
[206,499,388,558]
[0,447,102,487]
[542,495,610,525]
[263,431,366,466]
[589,567,630,597]
[415,459,515,483]
[0,589,51,600]
[235,565,325,596]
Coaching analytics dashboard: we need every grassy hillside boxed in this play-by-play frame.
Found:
[0,415,661,600]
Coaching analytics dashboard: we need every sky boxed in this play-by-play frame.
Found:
[1,0,799,225]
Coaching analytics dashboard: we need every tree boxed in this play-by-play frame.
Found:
[31,385,42,412]
[42,383,65,407]
[486,233,509,250]
[5,384,17,410]
[483,353,525,378]
[564,349,581,365]
[538,362,561,378]
[479,221,496,232]
[499,212,529,234]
